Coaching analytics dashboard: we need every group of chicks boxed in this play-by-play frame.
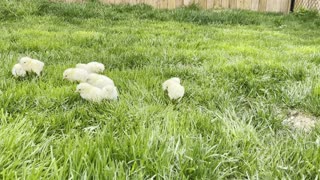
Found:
[63,62,118,102]
[12,57,45,77]
[11,57,185,102]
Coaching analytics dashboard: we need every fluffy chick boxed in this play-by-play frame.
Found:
[75,62,105,73]
[76,83,107,103]
[163,77,185,100]
[167,83,185,100]
[19,57,44,76]
[86,73,114,88]
[162,77,181,91]
[63,68,89,82]
[12,64,26,77]
[103,84,118,100]
[75,63,91,73]
[87,62,105,73]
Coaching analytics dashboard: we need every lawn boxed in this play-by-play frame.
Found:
[1,0,320,179]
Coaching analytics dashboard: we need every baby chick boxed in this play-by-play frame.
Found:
[75,63,91,73]
[12,64,26,77]
[162,77,185,101]
[103,84,118,100]
[75,83,107,103]
[63,68,89,82]
[167,82,185,100]
[162,77,181,91]
[76,61,105,73]
[86,73,114,88]
[87,61,105,73]
[19,57,44,76]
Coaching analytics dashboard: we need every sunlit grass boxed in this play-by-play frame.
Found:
[0,0,320,179]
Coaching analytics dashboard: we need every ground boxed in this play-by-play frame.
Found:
[0,1,320,179]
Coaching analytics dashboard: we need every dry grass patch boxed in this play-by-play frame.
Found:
[283,110,317,132]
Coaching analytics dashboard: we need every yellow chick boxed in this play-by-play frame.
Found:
[19,57,44,76]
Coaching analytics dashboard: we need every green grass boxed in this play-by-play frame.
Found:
[1,0,320,179]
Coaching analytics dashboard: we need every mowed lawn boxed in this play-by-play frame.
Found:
[1,1,320,179]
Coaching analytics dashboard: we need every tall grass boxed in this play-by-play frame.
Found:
[0,0,320,179]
